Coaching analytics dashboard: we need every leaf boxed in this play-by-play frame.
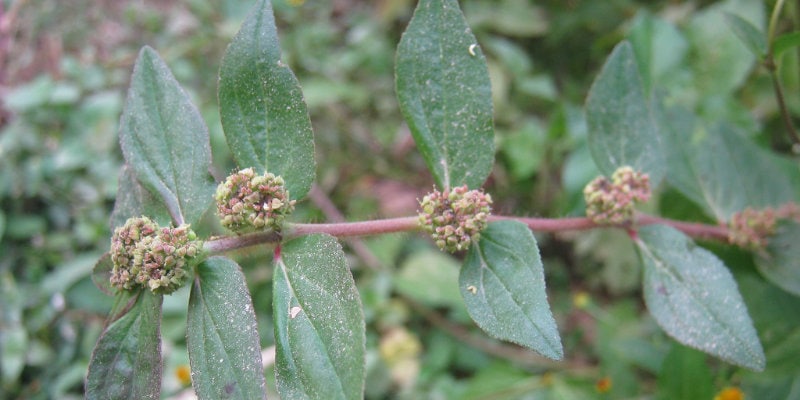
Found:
[91,258,111,297]
[110,165,172,229]
[724,12,767,58]
[85,290,163,399]
[756,221,800,297]
[656,344,714,400]
[219,0,316,200]
[585,41,665,184]
[187,257,267,400]
[395,250,462,309]
[119,46,216,226]
[395,0,495,190]
[459,220,563,360]
[636,224,765,370]
[659,105,795,221]
[774,31,800,58]
[273,234,365,400]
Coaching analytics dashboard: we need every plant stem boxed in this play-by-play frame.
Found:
[203,213,732,255]
[765,0,800,147]
[285,216,420,239]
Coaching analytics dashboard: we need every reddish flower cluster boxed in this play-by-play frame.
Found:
[215,168,296,233]
[418,185,492,253]
[583,166,651,225]
[110,217,201,294]
[728,203,800,249]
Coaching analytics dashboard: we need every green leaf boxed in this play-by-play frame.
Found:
[774,31,800,58]
[724,12,767,58]
[656,344,714,400]
[219,0,316,200]
[86,290,163,399]
[110,166,172,229]
[756,221,800,297]
[90,263,114,297]
[395,250,462,309]
[659,106,795,221]
[395,0,495,189]
[636,224,765,370]
[627,11,689,92]
[187,257,267,400]
[459,220,563,360]
[119,46,215,226]
[273,234,365,400]
[585,41,665,184]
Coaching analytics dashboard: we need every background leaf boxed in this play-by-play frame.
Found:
[459,220,563,360]
[756,221,800,297]
[585,41,665,184]
[656,344,714,400]
[85,290,163,400]
[219,0,316,200]
[187,256,267,400]
[724,12,767,58]
[659,105,795,221]
[273,234,365,400]
[636,224,765,370]
[395,0,495,190]
[119,46,215,226]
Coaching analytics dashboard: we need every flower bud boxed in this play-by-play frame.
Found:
[110,217,202,294]
[583,166,651,225]
[417,185,492,253]
[215,168,296,233]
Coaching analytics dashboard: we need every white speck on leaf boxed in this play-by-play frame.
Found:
[289,306,302,319]
[468,44,477,56]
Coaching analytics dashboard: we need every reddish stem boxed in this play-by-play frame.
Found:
[203,213,731,255]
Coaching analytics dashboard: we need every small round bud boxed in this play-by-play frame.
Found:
[418,185,492,253]
[584,166,651,225]
[110,217,202,294]
[215,168,296,233]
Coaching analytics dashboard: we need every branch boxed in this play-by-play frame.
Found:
[203,213,733,255]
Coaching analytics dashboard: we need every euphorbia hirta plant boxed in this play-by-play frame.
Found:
[86,0,800,399]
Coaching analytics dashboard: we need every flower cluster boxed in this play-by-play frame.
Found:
[110,217,201,294]
[418,185,492,253]
[583,166,651,225]
[728,203,800,249]
[215,168,296,233]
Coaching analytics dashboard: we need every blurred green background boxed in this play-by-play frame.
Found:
[2,0,799,398]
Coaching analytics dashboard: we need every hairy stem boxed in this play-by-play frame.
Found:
[203,213,732,255]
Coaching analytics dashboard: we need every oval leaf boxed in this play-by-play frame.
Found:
[187,257,267,400]
[659,104,795,221]
[119,46,216,226]
[273,234,365,400]
[585,41,665,184]
[459,220,563,360]
[219,0,316,200]
[395,0,495,190]
[86,290,163,399]
[636,224,765,370]
[756,221,800,297]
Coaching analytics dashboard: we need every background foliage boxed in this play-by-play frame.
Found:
[1,0,799,398]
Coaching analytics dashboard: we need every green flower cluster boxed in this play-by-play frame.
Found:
[110,216,201,294]
[728,203,800,249]
[215,168,296,233]
[418,185,492,253]
[583,166,651,225]
[583,166,650,225]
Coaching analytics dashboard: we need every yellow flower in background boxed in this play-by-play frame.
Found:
[715,387,744,400]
